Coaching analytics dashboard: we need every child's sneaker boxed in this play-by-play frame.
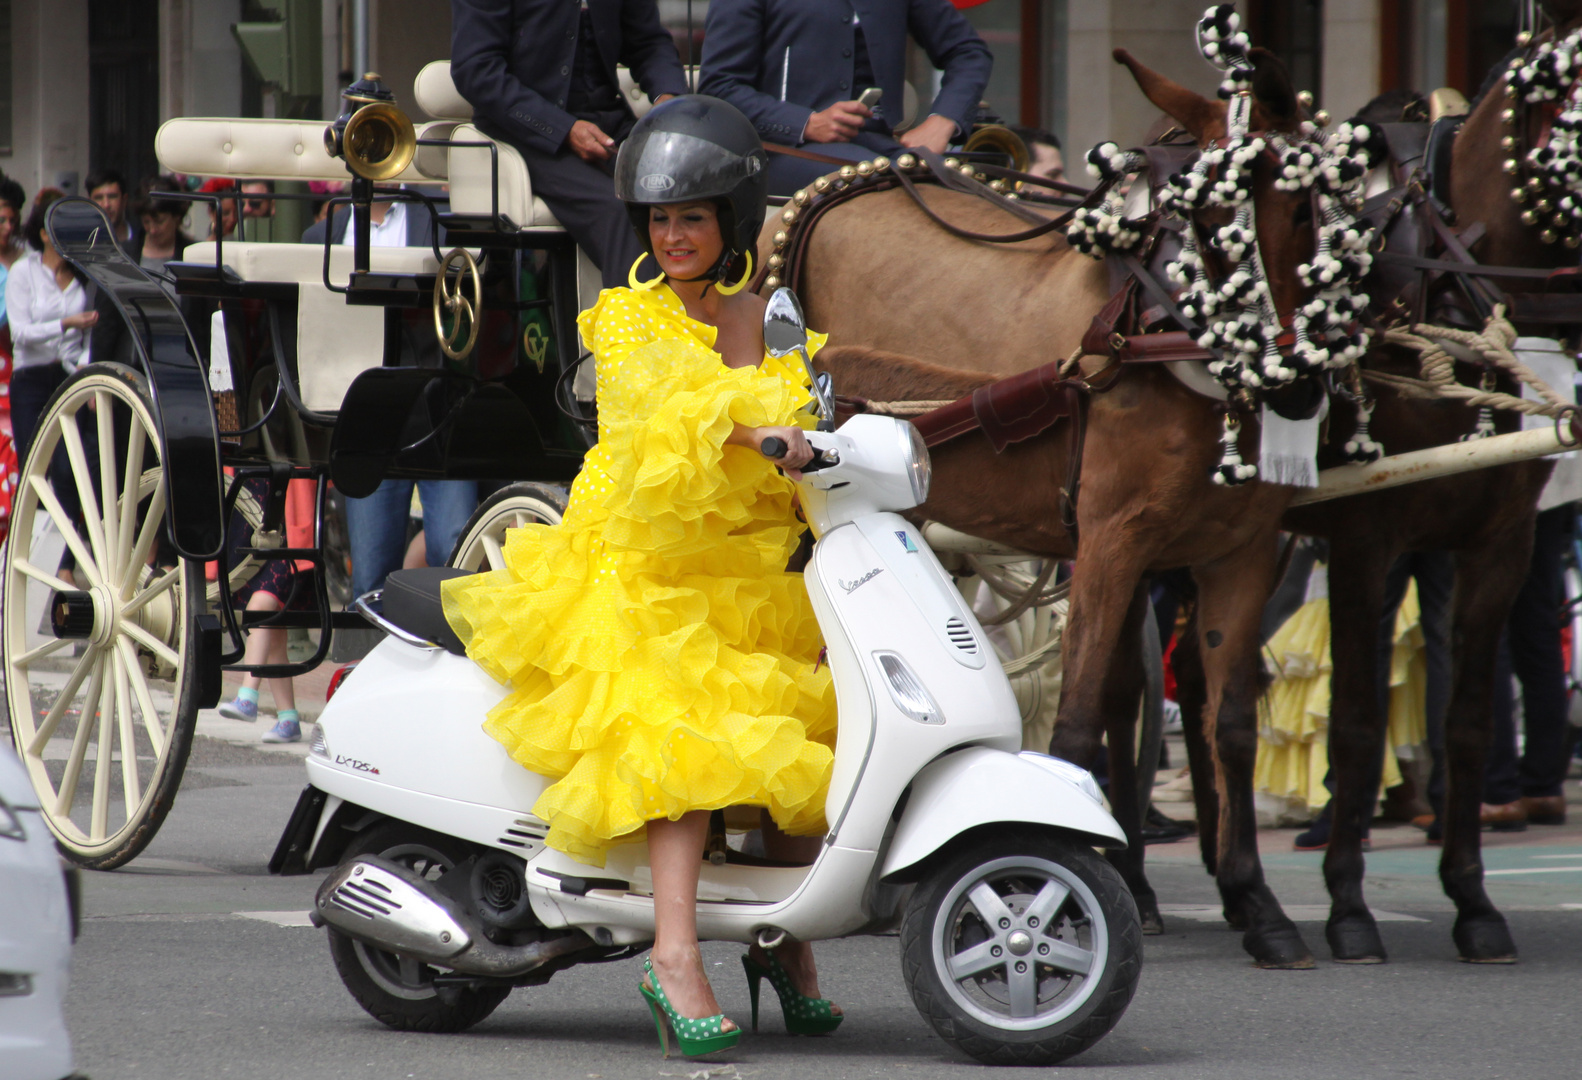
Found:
[218,696,258,721]
[261,718,301,744]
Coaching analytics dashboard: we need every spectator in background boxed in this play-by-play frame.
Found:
[1011,126,1064,182]
[302,183,442,248]
[200,178,239,241]
[135,175,193,275]
[700,0,992,196]
[0,174,27,335]
[6,189,96,571]
[87,168,139,253]
[241,179,276,242]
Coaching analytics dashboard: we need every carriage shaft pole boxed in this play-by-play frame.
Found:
[1288,425,1575,507]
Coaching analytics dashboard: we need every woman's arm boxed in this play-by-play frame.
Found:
[726,423,813,471]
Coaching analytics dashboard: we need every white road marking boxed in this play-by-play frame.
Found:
[1484,865,1582,875]
[233,910,316,927]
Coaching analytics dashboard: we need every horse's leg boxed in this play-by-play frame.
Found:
[1170,603,1224,881]
[1442,530,1533,962]
[1320,540,1396,962]
[1050,557,1161,934]
[1193,528,1314,968]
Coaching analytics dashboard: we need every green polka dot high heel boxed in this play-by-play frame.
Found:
[741,951,844,1035]
[638,957,741,1058]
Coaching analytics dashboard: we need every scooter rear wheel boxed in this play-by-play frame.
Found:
[326,822,511,1032]
[900,829,1141,1065]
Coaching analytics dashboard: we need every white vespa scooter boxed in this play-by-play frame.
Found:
[271,290,1140,1065]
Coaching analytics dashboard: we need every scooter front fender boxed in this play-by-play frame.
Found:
[880,746,1126,881]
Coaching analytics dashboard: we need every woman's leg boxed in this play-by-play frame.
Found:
[747,813,839,1011]
[237,591,284,695]
[647,811,736,1029]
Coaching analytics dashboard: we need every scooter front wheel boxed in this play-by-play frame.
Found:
[326,822,511,1032]
[900,830,1141,1065]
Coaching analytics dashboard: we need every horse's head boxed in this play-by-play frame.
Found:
[1115,47,1315,340]
[1091,29,1374,398]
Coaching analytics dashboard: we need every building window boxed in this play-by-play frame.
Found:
[1247,0,1323,105]
[1382,0,1516,98]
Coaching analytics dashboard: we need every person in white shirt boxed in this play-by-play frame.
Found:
[5,188,98,580]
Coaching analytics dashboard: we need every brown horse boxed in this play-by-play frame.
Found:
[784,50,1325,968]
[1226,17,1574,964]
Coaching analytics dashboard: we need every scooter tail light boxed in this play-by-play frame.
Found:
[874,651,944,724]
[325,662,357,701]
[310,726,330,759]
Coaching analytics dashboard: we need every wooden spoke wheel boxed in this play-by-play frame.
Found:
[4,364,202,869]
[447,482,568,573]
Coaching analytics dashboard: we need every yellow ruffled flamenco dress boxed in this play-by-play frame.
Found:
[1255,568,1427,816]
[443,285,837,865]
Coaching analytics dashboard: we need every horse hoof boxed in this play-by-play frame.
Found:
[1454,913,1518,963]
[1245,923,1315,969]
[1138,895,1164,936]
[1326,915,1387,963]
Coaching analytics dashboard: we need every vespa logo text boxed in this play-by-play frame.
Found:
[838,567,884,594]
[638,173,676,193]
[336,755,381,775]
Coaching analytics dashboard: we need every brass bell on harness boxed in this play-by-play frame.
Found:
[1504,158,1520,175]
[1555,213,1569,228]
[1518,30,1533,47]
[814,176,831,193]
[839,165,857,180]
[767,253,784,270]
[1313,110,1331,127]
[764,275,781,289]
[856,160,874,177]
[1522,208,1540,225]
[990,179,1008,193]
[782,206,798,225]
[793,189,811,206]
[1567,234,1581,249]
[1503,108,1517,124]
[944,157,961,169]
[1528,176,1544,192]
[1502,135,1516,150]
[1542,229,1559,244]
[897,154,918,170]
[772,231,788,247]
[873,157,891,172]
[1296,90,1314,109]
[1512,186,1530,203]
[1538,198,1553,212]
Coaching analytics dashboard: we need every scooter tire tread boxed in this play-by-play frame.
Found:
[328,927,512,1033]
[899,829,1142,1066]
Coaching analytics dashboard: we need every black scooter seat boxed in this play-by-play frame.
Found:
[380,567,476,655]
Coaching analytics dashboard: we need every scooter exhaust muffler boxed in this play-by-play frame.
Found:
[314,855,592,977]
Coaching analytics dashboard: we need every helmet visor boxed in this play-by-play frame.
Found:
[615,130,765,205]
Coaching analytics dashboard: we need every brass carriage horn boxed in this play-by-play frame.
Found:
[324,72,416,182]
[963,124,1032,173]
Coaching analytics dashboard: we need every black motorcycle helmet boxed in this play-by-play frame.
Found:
[614,95,769,282]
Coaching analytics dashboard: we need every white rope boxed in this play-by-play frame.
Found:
[1373,305,1571,418]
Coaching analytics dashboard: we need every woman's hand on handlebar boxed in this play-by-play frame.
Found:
[730,424,815,477]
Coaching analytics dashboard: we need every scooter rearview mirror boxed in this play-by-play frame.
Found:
[764,287,836,430]
[763,287,808,358]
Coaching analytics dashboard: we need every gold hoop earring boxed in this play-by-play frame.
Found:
[712,250,754,296]
[628,255,665,291]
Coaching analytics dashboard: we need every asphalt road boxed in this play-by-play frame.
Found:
[55,731,1582,1080]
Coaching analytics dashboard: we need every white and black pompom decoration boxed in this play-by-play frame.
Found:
[1197,4,1254,99]
[1211,412,1258,486]
[1343,400,1383,464]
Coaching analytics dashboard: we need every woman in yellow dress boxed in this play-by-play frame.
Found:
[443,97,839,1056]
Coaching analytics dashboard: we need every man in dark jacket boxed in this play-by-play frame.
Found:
[700,0,992,195]
[451,0,689,286]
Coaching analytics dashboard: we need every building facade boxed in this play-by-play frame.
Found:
[0,1,1533,207]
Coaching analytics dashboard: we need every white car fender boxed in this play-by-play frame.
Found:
[880,746,1127,880]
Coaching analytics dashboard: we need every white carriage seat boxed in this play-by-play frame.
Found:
[183,241,443,413]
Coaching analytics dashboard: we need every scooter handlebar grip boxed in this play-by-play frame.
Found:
[760,436,788,459]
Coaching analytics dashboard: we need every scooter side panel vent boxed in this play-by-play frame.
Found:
[944,617,978,654]
[498,818,547,850]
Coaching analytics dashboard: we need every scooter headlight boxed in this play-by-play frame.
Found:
[900,420,931,504]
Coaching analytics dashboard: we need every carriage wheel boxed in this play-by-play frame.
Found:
[446,482,568,573]
[3,363,202,870]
